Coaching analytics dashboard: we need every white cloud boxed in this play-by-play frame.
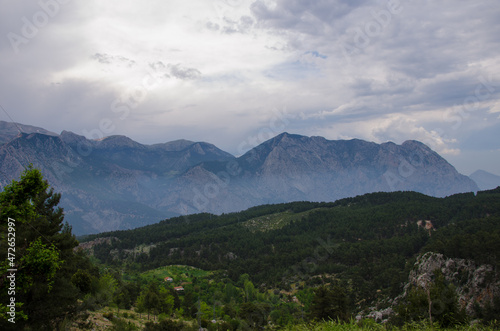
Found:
[0,0,499,171]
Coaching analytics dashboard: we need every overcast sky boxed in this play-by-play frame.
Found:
[1,0,499,175]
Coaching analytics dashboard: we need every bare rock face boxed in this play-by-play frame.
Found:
[405,252,500,315]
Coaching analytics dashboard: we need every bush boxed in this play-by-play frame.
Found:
[103,312,114,321]
[111,317,139,331]
[144,319,186,331]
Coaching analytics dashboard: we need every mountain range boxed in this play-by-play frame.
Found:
[0,121,479,234]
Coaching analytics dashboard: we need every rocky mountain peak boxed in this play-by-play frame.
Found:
[152,139,196,152]
[401,140,435,155]
[95,135,146,149]
[59,130,88,145]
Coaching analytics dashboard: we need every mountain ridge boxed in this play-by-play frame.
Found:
[0,121,478,234]
[0,121,58,145]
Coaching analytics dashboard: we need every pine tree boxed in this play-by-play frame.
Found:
[0,167,82,329]
[309,285,350,322]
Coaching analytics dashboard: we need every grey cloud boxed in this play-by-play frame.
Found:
[224,15,254,34]
[91,53,136,67]
[92,53,112,64]
[149,61,168,72]
[144,61,203,80]
[206,21,220,31]
[250,0,366,34]
[148,61,170,79]
[208,15,254,34]
[462,123,500,151]
[167,64,202,80]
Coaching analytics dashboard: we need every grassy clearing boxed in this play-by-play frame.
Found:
[140,264,211,284]
[242,208,327,232]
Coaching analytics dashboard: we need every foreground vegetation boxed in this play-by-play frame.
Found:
[1,167,500,329]
[285,319,500,330]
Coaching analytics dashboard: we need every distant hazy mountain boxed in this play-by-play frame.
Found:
[0,120,57,145]
[470,170,500,190]
[0,124,478,235]
[182,133,478,213]
[0,129,234,234]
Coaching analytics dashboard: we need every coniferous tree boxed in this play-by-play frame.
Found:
[309,285,350,322]
[0,167,83,329]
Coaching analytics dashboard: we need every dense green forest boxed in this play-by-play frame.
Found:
[81,186,500,329]
[86,189,500,291]
[1,168,500,329]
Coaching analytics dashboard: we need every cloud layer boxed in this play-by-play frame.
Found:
[1,0,499,175]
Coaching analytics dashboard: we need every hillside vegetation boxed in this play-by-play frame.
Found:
[79,187,500,329]
[2,167,499,329]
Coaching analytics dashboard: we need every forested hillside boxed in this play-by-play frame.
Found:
[2,167,499,329]
[79,187,500,328]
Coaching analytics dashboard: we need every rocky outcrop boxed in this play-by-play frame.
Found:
[75,237,118,254]
[404,252,500,315]
[360,252,500,323]
[416,220,435,235]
